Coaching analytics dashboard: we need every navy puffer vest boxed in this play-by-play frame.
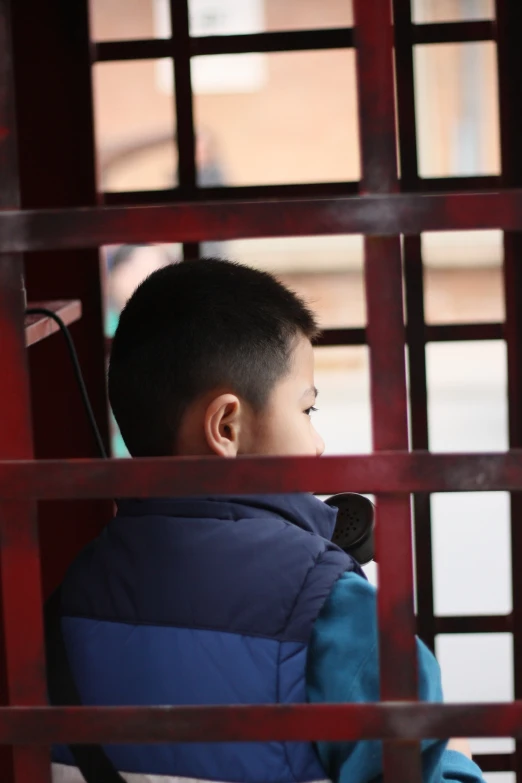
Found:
[54,494,362,782]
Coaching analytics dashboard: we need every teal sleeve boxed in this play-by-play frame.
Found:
[105,307,119,338]
[306,572,485,783]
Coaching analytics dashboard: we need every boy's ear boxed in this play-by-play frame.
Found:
[204,393,242,457]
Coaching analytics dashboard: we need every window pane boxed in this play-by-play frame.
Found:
[90,0,170,41]
[436,633,513,700]
[414,43,500,177]
[264,0,353,31]
[92,0,354,42]
[224,235,365,327]
[431,492,511,616]
[191,50,360,185]
[422,230,504,325]
[186,0,353,36]
[425,267,503,325]
[436,634,513,758]
[313,346,371,457]
[483,774,515,783]
[426,341,507,452]
[93,61,177,192]
[412,0,494,23]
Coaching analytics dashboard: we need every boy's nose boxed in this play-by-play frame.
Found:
[314,429,325,457]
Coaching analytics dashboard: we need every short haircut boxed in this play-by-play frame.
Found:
[108,258,319,456]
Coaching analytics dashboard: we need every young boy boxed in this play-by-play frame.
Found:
[52,258,484,783]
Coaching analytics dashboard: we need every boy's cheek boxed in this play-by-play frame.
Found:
[251,413,321,456]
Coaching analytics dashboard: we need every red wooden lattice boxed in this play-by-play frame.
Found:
[1,0,522,781]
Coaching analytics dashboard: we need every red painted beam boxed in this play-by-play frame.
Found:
[92,21,492,63]
[0,703,518,744]
[105,323,504,356]
[354,0,419,777]
[94,29,355,62]
[1,190,522,251]
[413,20,493,44]
[0,1,50,781]
[0,451,519,499]
[394,0,435,654]
[496,2,522,779]
[101,175,499,206]
[169,0,198,260]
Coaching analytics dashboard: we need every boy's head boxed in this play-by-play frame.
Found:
[108,258,325,458]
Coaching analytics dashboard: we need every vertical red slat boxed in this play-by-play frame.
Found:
[169,0,199,260]
[0,1,49,781]
[353,0,420,780]
[495,3,522,782]
[12,0,113,597]
[393,0,436,652]
[403,237,435,649]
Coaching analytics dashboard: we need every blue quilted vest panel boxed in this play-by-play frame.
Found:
[54,494,362,782]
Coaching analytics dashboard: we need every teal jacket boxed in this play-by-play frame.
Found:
[308,571,485,782]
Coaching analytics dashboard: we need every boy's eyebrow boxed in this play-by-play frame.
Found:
[302,386,319,399]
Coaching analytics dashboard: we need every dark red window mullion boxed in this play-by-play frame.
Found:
[353,1,420,780]
[98,176,494,206]
[169,0,199,260]
[92,20,493,65]
[393,0,436,657]
[8,189,522,251]
[496,3,522,782]
[0,2,50,782]
[4,450,522,500]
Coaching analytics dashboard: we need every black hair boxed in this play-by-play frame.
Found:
[108,257,319,456]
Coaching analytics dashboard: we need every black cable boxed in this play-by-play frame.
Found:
[25,307,108,459]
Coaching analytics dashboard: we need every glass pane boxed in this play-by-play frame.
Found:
[423,230,504,325]
[483,774,515,783]
[436,633,513,700]
[92,0,353,42]
[426,341,508,452]
[264,0,353,31]
[190,50,360,185]
[186,0,352,36]
[313,346,371,457]
[412,0,494,23]
[431,492,511,616]
[224,235,365,327]
[414,43,500,177]
[90,0,170,42]
[93,61,177,192]
[425,267,503,325]
[436,634,513,757]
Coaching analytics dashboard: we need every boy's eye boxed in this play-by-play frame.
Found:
[304,406,318,416]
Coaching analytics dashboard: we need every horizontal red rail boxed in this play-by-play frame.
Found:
[2,190,522,251]
[413,20,493,44]
[475,753,514,772]
[94,28,354,61]
[105,323,504,354]
[93,20,494,63]
[0,452,521,499]
[321,324,506,346]
[0,703,520,744]
[435,615,512,633]
[102,175,499,205]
